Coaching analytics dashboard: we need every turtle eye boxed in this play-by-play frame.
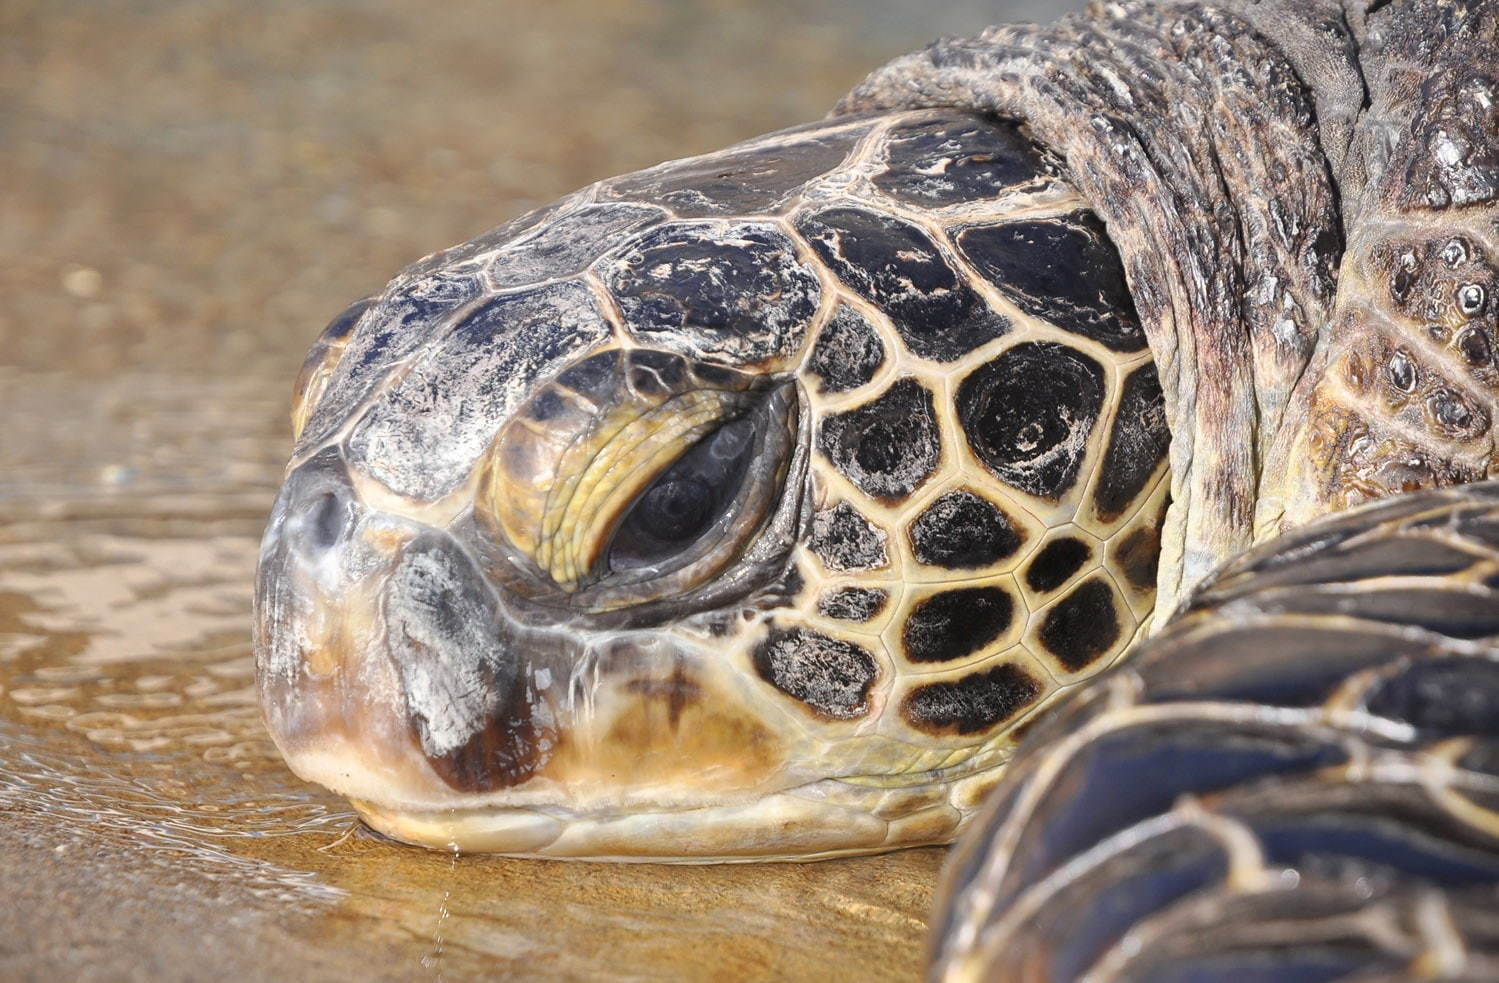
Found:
[608,417,756,572]
[477,358,801,611]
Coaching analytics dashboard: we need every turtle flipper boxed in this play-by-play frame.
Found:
[929,483,1499,982]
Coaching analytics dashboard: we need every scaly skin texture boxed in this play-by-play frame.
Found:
[838,1,1499,977]
[839,0,1344,620]
[841,0,1499,622]
[1273,0,1499,531]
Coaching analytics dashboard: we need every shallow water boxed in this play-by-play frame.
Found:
[2,1,1079,979]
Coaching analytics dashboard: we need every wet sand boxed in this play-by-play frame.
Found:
[1,2,1077,979]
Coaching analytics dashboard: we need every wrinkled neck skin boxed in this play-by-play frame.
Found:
[840,0,1499,623]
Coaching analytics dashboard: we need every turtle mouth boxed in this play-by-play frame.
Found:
[346,748,1001,861]
[348,788,923,862]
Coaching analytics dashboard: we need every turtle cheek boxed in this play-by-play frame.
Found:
[379,533,546,794]
[536,636,793,799]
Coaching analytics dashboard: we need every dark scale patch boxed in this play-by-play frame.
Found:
[795,207,1009,362]
[1039,578,1123,672]
[780,565,806,599]
[1093,364,1171,523]
[1138,624,1430,708]
[554,349,625,402]
[752,627,878,720]
[1205,534,1479,599]
[956,212,1145,352]
[318,295,375,345]
[520,386,571,424]
[817,587,889,622]
[902,662,1044,736]
[902,587,1014,664]
[1250,811,1499,887]
[1141,950,1392,983]
[956,342,1107,499]
[1376,231,1497,336]
[1362,657,1499,736]
[294,295,377,407]
[488,203,665,288]
[872,113,1062,207]
[603,123,867,217]
[625,348,691,394]
[807,305,885,394]
[1459,326,1492,366]
[396,197,568,279]
[384,535,537,792]
[603,222,820,365]
[908,489,1023,569]
[998,725,1349,919]
[1261,587,1499,639]
[1392,72,1499,211]
[809,502,889,572]
[1044,832,1231,983]
[818,377,940,502]
[1025,536,1093,594]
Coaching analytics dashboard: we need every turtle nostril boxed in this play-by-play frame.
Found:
[308,491,350,551]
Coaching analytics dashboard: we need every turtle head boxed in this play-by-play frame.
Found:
[255,110,1169,859]
[257,368,817,858]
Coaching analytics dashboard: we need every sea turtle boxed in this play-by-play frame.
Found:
[258,101,1172,859]
[254,0,1499,974]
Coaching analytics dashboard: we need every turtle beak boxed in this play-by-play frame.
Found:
[253,450,544,806]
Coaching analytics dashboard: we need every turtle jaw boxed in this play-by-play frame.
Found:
[347,779,972,862]
[252,439,1012,859]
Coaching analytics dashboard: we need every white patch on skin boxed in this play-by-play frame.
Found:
[348,280,612,502]
[1434,136,1463,168]
[385,541,513,758]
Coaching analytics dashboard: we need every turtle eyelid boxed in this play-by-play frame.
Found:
[605,416,758,574]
